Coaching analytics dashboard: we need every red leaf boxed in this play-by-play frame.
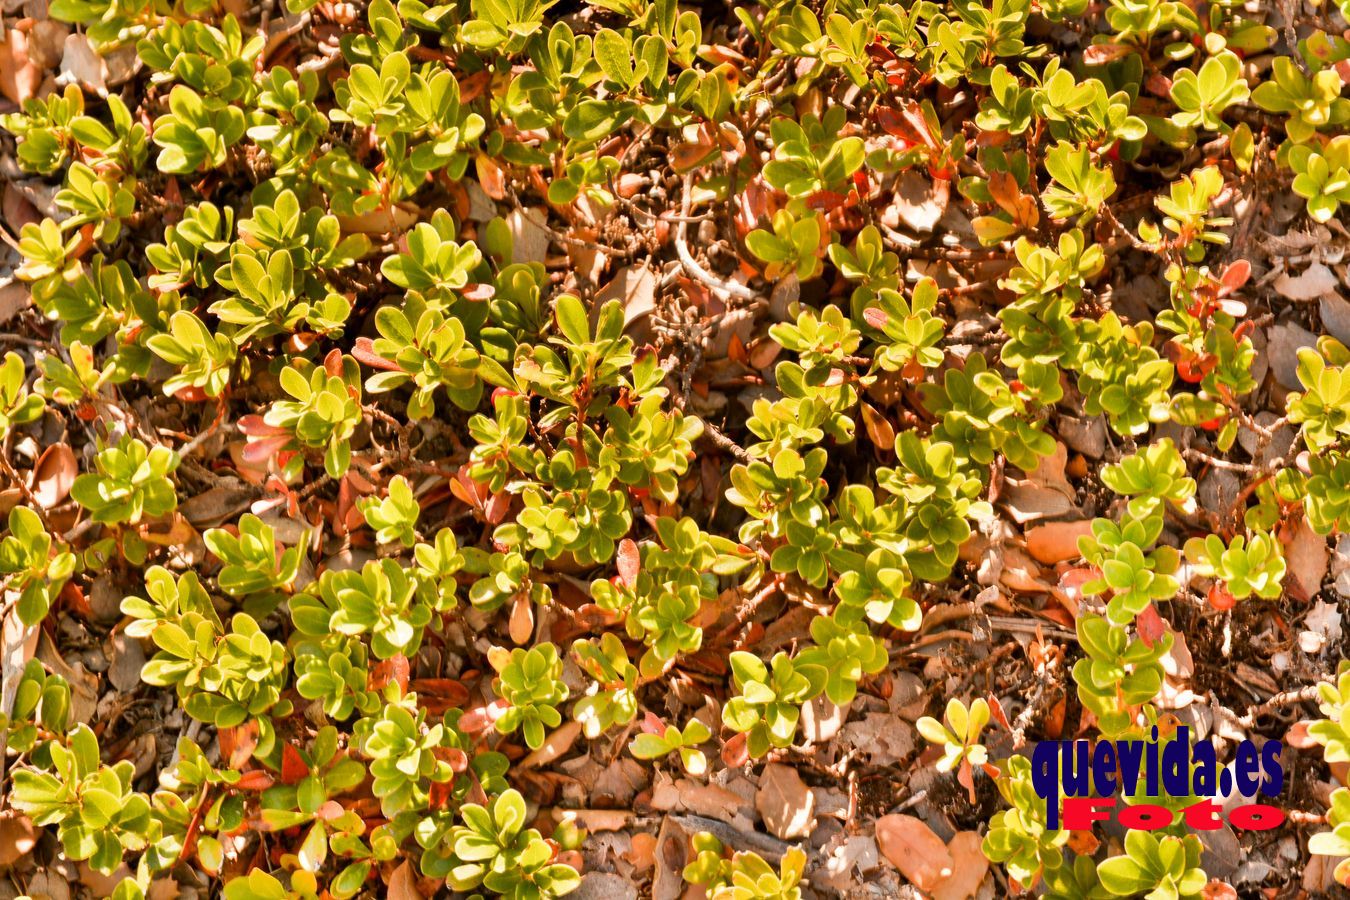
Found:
[237,415,288,437]
[242,435,291,465]
[1207,584,1237,611]
[234,770,275,791]
[1218,260,1251,297]
[408,678,470,715]
[1136,603,1167,647]
[721,731,749,768]
[352,337,401,371]
[280,743,308,785]
[369,655,411,694]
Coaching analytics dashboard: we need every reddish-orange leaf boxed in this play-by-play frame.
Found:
[280,743,308,785]
[370,655,411,694]
[234,770,275,792]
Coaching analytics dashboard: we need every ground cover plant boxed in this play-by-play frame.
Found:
[0,0,1349,896]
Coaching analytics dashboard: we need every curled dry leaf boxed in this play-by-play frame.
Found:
[29,443,77,509]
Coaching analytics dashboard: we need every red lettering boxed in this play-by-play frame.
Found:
[1062,797,1115,830]
[1228,804,1285,831]
[1117,803,1173,830]
[1182,800,1224,831]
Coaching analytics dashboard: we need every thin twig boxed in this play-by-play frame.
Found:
[674,175,759,303]
[1239,684,1324,729]
[701,420,751,463]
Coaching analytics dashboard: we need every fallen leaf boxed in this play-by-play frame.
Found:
[36,629,97,724]
[0,29,40,105]
[626,832,657,871]
[25,21,69,71]
[1267,322,1318,390]
[507,206,550,264]
[552,808,633,832]
[875,814,954,891]
[801,694,847,744]
[29,443,76,509]
[1306,599,1343,645]
[1283,518,1328,602]
[60,33,106,95]
[755,763,815,840]
[509,592,534,644]
[652,817,690,900]
[108,631,145,693]
[0,281,30,325]
[1025,520,1092,564]
[1001,481,1074,523]
[928,831,990,900]
[0,812,35,866]
[860,401,896,452]
[519,720,582,769]
[387,860,421,900]
[596,264,658,332]
[220,720,260,770]
[886,171,949,234]
[1320,293,1350,347]
[1274,262,1337,301]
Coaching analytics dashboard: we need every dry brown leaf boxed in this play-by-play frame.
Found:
[1001,481,1074,523]
[0,812,35,866]
[108,631,146,694]
[507,206,550,264]
[860,401,896,452]
[60,33,106,95]
[626,832,657,872]
[551,808,633,832]
[999,546,1053,594]
[1025,519,1092,564]
[509,592,534,645]
[651,817,690,900]
[0,29,40,104]
[755,763,815,840]
[886,171,949,234]
[596,264,657,332]
[1,185,40,237]
[37,629,98,724]
[928,831,990,900]
[30,443,76,509]
[180,482,258,527]
[1283,518,1329,602]
[875,814,954,891]
[1274,262,1338,301]
[518,720,581,769]
[0,281,30,325]
[0,607,39,725]
[387,860,421,900]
